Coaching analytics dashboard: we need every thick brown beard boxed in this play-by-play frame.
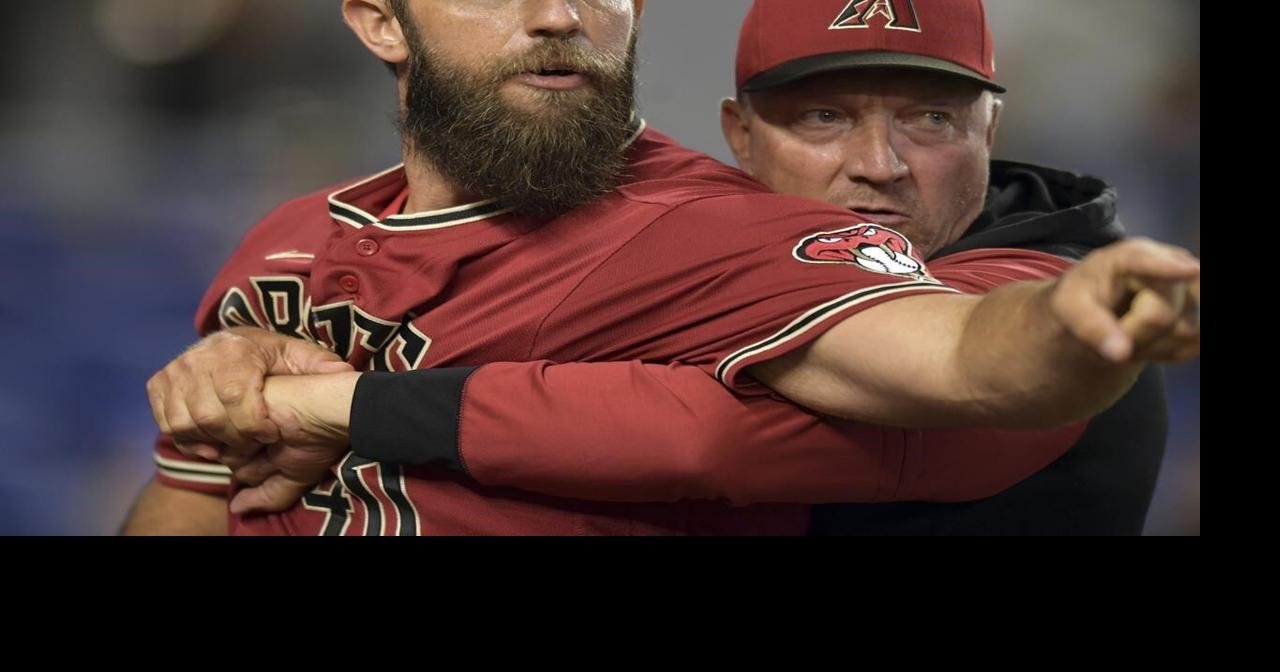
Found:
[397,19,638,220]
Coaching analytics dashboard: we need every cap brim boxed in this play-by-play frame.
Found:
[742,51,1007,93]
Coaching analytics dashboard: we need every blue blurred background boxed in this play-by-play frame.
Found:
[0,1,1199,535]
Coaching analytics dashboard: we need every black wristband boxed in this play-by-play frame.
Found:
[349,367,479,472]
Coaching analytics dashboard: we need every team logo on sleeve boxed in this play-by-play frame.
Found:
[794,224,930,280]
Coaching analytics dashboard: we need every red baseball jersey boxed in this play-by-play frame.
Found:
[155,124,998,535]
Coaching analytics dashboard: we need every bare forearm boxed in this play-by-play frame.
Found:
[751,284,1143,429]
[955,280,1141,428]
[263,372,360,439]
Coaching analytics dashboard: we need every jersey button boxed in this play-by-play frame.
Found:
[339,274,360,293]
[355,238,380,257]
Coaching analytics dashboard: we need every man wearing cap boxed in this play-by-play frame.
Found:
[722,0,1179,534]
[126,0,1199,536]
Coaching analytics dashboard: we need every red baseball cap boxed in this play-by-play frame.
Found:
[736,0,1006,93]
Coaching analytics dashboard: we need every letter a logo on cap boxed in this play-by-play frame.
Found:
[830,0,922,32]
